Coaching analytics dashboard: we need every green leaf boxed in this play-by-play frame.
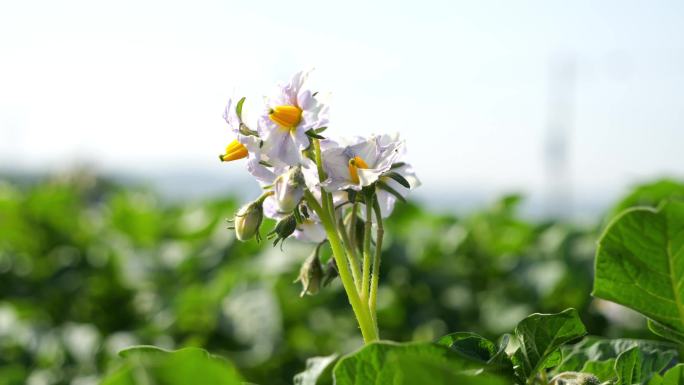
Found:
[101,346,244,385]
[294,354,338,385]
[436,332,497,362]
[662,364,684,385]
[491,334,514,369]
[649,364,684,385]
[305,129,326,139]
[582,359,617,382]
[616,347,644,385]
[512,308,587,383]
[648,319,684,346]
[556,337,678,374]
[610,179,684,219]
[615,346,675,385]
[593,200,684,342]
[333,341,507,385]
[236,97,246,120]
[436,332,513,374]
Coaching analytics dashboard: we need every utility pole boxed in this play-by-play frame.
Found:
[544,56,576,219]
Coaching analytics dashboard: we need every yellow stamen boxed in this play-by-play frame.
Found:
[220,139,248,162]
[348,156,369,184]
[269,105,302,130]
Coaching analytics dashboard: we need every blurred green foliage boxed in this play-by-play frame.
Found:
[0,172,659,384]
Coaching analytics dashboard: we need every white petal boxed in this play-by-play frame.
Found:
[301,158,322,192]
[263,128,302,166]
[375,190,397,218]
[292,127,310,150]
[262,195,281,220]
[357,167,384,187]
[297,89,313,110]
[223,98,240,134]
[294,220,326,243]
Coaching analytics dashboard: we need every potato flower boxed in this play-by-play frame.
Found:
[258,71,328,166]
[310,134,403,192]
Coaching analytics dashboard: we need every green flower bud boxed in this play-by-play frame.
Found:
[233,200,264,241]
[267,213,297,248]
[322,258,338,287]
[295,251,323,297]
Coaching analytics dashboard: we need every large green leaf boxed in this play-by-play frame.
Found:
[332,341,506,385]
[593,200,684,342]
[100,346,244,385]
[610,180,684,219]
[512,308,587,382]
[615,346,675,385]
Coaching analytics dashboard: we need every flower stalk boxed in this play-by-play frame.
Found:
[360,193,373,305]
[369,198,384,331]
[338,215,362,291]
[304,189,378,343]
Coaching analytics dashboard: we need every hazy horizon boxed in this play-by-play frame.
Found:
[1,0,683,219]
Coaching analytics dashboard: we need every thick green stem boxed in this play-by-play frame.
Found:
[369,198,384,334]
[305,191,377,343]
[361,198,373,305]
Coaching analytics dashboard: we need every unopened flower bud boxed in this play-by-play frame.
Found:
[274,166,305,213]
[295,251,323,297]
[233,200,264,241]
[267,213,297,248]
[322,258,338,287]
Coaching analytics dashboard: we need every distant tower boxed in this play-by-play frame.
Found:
[544,56,576,219]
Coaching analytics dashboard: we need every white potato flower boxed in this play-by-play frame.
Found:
[312,134,404,192]
[258,71,329,166]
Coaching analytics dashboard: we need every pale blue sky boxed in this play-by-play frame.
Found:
[1,0,683,213]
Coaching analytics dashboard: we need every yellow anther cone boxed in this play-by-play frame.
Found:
[348,156,369,184]
[269,105,302,130]
[220,139,248,162]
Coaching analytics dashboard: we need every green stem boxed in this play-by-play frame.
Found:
[312,139,327,181]
[361,197,373,305]
[305,191,377,343]
[350,202,359,254]
[338,215,362,292]
[369,198,384,334]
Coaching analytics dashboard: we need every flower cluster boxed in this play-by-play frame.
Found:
[221,71,419,342]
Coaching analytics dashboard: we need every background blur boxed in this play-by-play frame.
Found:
[2,0,683,218]
[1,1,683,384]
